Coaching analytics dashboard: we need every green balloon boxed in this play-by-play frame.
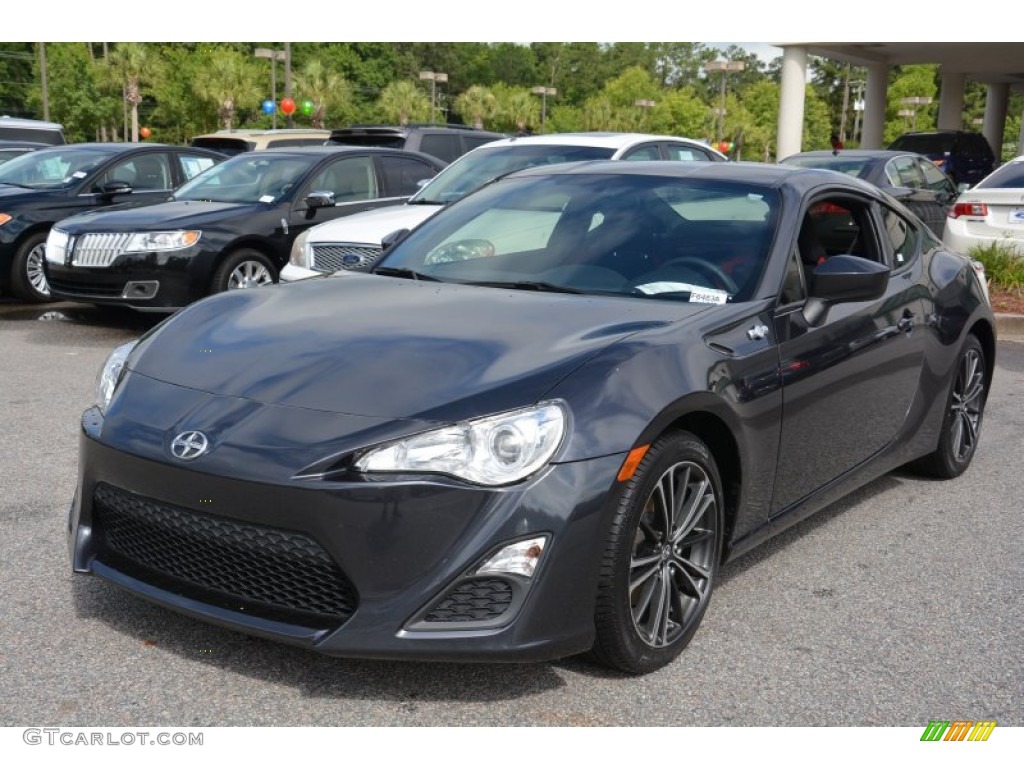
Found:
[301,100,314,116]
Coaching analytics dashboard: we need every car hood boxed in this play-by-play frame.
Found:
[307,203,441,245]
[0,184,47,201]
[130,273,703,422]
[55,200,261,232]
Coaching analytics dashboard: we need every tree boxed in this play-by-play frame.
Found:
[495,87,537,134]
[377,80,429,125]
[454,85,497,130]
[192,49,260,130]
[294,59,352,129]
[106,42,161,142]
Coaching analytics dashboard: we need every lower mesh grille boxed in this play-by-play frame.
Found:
[424,578,513,622]
[92,483,357,627]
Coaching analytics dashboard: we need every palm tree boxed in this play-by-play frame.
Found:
[106,43,160,142]
[500,89,538,134]
[454,86,497,130]
[193,50,261,130]
[378,81,429,126]
[294,59,351,129]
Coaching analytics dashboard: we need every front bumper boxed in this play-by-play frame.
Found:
[69,414,623,662]
[279,263,322,283]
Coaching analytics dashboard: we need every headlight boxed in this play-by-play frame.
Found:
[355,401,568,486]
[0,213,11,227]
[289,229,313,268]
[94,340,137,413]
[123,231,200,253]
[46,228,70,263]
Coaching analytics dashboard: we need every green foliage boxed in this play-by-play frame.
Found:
[969,241,1024,293]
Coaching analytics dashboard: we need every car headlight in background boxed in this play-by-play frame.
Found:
[355,401,568,486]
[0,213,11,227]
[289,228,313,269]
[94,340,137,414]
[45,227,70,263]
[123,231,200,253]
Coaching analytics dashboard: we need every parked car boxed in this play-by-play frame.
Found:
[284,132,727,281]
[190,128,332,156]
[69,161,993,674]
[326,123,506,164]
[888,130,995,188]
[0,139,47,165]
[0,142,224,302]
[0,115,65,145]
[779,149,957,236]
[45,146,446,311]
[943,154,1024,256]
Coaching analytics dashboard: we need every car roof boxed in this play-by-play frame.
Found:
[0,115,64,129]
[192,128,331,138]
[783,149,919,160]
[217,146,443,160]
[480,132,717,151]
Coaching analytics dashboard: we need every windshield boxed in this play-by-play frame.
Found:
[0,147,112,189]
[378,172,779,303]
[174,154,314,203]
[782,155,871,178]
[410,144,616,205]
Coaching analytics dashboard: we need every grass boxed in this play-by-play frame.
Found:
[968,241,1024,293]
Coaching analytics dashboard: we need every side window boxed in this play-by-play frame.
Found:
[779,246,807,305]
[418,134,462,163]
[306,156,378,202]
[621,144,661,161]
[94,155,169,191]
[178,153,218,182]
[798,197,880,270]
[918,159,956,196]
[378,156,439,197]
[880,206,921,269]
[665,144,711,161]
[888,156,924,189]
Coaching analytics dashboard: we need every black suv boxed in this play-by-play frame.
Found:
[888,130,995,188]
[327,123,506,164]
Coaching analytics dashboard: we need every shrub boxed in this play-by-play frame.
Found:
[968,241,1024,293]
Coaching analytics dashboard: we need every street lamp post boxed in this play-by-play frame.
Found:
[898,109,916,131]
[704,59,745,144]
[419,71,448,124]
[531,87,557,133]
[900,96,933,132]
[254,47,286,129]
[634,99,656,130]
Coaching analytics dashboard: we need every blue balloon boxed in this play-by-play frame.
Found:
[261,100,275,115]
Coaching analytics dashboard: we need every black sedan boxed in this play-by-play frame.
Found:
[44,147,446,311]
[69,161,994,674]
[0,143,225,302]
[779,149,958,237]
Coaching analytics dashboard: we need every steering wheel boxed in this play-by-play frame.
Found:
[658,257,739,295]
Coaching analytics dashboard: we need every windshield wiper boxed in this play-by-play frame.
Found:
[0,181,33,189]
[466,280,585,294]
[406,198,446,206]
[373,266,442,282]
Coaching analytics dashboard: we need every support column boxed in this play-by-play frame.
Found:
[937,70,965,130]
[776,46,807,160]
[860,62,888,149]
[983,82,1009,160]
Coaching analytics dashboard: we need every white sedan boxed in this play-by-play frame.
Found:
[943,156,1024,256]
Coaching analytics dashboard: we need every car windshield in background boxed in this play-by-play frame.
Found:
[379,172,779,303]
[781,155,871,177]
[890,134,955,154]
[411,144,617,205]
[0,147,111,189]
[975,160,1024,189]
[174,155,315,204]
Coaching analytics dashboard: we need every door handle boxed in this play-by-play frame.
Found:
[897,311,915,333]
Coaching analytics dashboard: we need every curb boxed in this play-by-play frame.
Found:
[995,313,1024,341]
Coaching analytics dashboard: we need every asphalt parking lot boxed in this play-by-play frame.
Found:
[1,299,1021,727]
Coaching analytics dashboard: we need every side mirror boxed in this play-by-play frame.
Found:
[887,186,914,200]
[381,228,410,251]
[957,182,971,193]
[98,180,133,196]
[803,254,890,326]
[304,190,335,209]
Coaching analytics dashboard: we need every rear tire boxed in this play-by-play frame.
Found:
[911,335,987,479]
[210,249,277,295]
[590,431,724,674]
[11,232,52,303]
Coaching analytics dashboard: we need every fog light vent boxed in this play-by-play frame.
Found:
[423,578,513,622]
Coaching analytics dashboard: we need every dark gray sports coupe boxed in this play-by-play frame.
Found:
[69,161,994,674]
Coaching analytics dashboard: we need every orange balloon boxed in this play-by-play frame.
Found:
[140,126,152,139]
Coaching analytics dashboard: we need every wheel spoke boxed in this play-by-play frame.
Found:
[672,559,707,601]
[631,569,660,628]
[670,466,692,531]
[657,474,673,539]
[629,561,660,594]
[673,486,713,544]
[655,567,673,645]
[646,570,668,644]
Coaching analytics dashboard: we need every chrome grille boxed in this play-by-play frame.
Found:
[71,233,134,267]
[311,243,381,273]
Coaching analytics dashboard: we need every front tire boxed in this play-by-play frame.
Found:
[210,249,277,295]
[911,334,987,479]
[591,431,724,674]
[11,232,51,302]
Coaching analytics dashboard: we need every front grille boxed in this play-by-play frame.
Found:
[48,276,125,297]
[424,578,513,622]
[311,243,381,273]
[92,483,357,627]
[71,232,133,267]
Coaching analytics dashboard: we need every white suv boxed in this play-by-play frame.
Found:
[283,132,725,281]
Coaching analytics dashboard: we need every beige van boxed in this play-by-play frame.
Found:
[189,128,330,156]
